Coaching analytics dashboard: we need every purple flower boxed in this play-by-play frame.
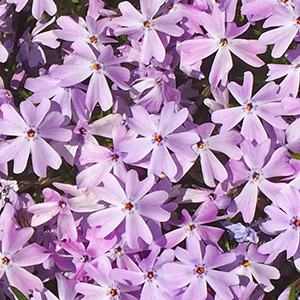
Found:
[120,102,198,178]
[0,99,72,177]
[87,170,170,249]
[228,139,294,223]
[212,71,287,143]
[51,42,130,112]
[114,0,184,64]
[179,7,266,86]
[0,207,49,296]
[161,239,239,299]
[259,185,300,268]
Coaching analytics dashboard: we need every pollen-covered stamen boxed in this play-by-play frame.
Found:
[80,255,89,262]
[297,17,300,25]
[281,0,288,3]
[93,62,100,70]
[79,127,87,134]
[125,202,133,210]
[90,36,97,44]
[245,103,253,111]
[252,173,259,182]
[144,21,153,28]
[44,226,51,233]
[166,4,173,9]
[196,267,205,274]
[155,135,163,143]
[59,200,67,208]
[294,219,300,227]
[111,154,119,162]
[27,129,35,138]
[2,257,9,265]
[147,271,154,279]
[110,289,117,297]
[114,247,122,255]
[220,38,228,47]
[197,141,205,149]
[187,224,195,231]
[242,260,250,267]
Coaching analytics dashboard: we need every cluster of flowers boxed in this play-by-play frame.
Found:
[0,0,299,299]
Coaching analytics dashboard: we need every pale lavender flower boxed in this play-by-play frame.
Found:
[0,99,72,177]
[161,239,239,299]
[0,210,49,296]
[87,170,170,249]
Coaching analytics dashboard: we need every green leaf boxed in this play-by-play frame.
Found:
[289,285,296,300]
[10,286,29,300]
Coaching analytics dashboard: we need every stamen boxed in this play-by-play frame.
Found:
[110,289,117,296]
[93,62,100,70]
[114,247,122,255]
[110,154,119,162]
[59,201,67,208]
[296,17,300,25]
[220,39,228,47]
[79,127,87,134]
[187,224,195,231]
[2,257,9,265]
[294,219,300,227]
[245,103,252,111]
[252,173,259,182]
[196,267,205,274]
[144,21,153,28]
[242,260,250,267]
[155,135,163,143]
[166,4,173,9]
[44,226,51,233]
[27,129,35,137]
[80,255,88,262]
[147,271,154,279]
[90,36,97,44]
[197,141,205,149]
[125,202,133,210]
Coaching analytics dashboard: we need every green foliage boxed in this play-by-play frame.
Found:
[11,286,29,300]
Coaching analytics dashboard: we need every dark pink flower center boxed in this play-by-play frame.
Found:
[2,257,9,265]
[111,154,119,161]
[59,200,67,208]
[125,202,133,210]
[27,129,35,137]
[90,36,97,44]
[220,39,228,47]
[196,267,205,274]
[242,260,250,267]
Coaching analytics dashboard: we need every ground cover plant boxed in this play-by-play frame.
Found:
[0,0,299,299]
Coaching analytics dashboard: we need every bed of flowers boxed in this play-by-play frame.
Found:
[0,0,300,299]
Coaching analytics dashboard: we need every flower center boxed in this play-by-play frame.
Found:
[252,173,259,181]
[166,4,173,9]
[297,17,300,25]
[155,135,163,143]
[125,202,133,210]
[59,200,67,208]
[187,224,195,231]
[245,103,253,111]
[110,289,117,297]
[110,154,119,162]
[114,247,122,255]
[197,141,205,149]
[242,260,250,267]
[93,62,100,70]
[79,127,87,134]
[90,36,97,44]
[147,271,154,279]
[196,267,205,274]
[27,129,35,137]
[144,21,153,28]
[294,219,300,227]
[281,0,288,3]
[80,255,89,262]
[220,38,228,47]
[44,226,51,233]
[2,257,9,265]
